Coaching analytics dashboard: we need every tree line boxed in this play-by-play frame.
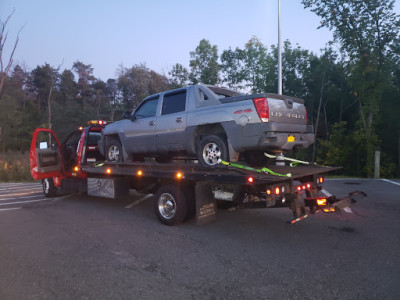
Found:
[0,0,399,177]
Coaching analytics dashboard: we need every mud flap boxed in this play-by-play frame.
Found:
[195,182,217,225]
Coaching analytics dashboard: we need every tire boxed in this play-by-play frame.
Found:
[154,184,188,225]
[105,137,123,162]
[198,135,228,167]
[42,178,57,198]
[244,150,269,166]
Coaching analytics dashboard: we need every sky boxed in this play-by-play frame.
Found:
[1,0,399,81]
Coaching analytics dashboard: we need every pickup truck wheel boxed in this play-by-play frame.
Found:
[42,178,57,198]
[198,135,228,167]
[106,138,123,162]
[155,184,188,225]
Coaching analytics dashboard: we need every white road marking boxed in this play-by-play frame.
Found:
[125,194,153,208]
[0,195,70,206]
[0,194,45,202]
[0,207,22,212]
[381,179,400,186]
[0,190,43,199]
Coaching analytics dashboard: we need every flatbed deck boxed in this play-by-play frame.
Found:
[82,161,341,185]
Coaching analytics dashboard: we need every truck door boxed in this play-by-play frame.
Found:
[30,128,63,180]
[156,90,187,152]
[123,96,159,153]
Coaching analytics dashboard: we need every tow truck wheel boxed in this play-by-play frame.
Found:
[106,138,123,162]
[154,184,188,225]
[42,178,57,198]
[198,135,228,167]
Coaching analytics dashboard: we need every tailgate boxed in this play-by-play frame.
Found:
[267,95,307,125]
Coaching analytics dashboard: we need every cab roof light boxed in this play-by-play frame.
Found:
[87,120,108,126]
[253,97,269,122]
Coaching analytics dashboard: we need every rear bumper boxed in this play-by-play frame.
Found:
[224,121,315,152]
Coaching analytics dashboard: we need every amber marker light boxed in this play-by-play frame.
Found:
[73,166,79,172]
[137,170,143,176]
[176,172,183,179]
[317,198,327,206]
[266,189,272,195]
[106,168,111,174]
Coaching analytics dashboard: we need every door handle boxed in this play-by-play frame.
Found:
[176,117,183,123]
[149,121,155,126]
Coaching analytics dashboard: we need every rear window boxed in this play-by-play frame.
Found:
[162,90,186,115]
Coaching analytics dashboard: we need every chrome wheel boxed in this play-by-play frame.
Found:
[108,145,120,161]
[158,193,176,220]
[202,142,221,166]
[43,178,50,194]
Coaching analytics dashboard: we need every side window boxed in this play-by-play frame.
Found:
[36,131,59,151]
[64,131,82,147]
[135,97,159,119]
[161,90,187,115]
[199,89,208,101]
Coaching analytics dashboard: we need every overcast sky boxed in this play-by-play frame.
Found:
[1,0,399,81]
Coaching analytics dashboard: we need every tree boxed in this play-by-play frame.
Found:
[72,61,95,111]
[221,37,276,93]
[189,39,220,85]
[117,64,169,109]
[302,0,400,176]
[169,63,189,89]
[0,10,22,98]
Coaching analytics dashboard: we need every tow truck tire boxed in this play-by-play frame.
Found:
[154,184,188,225]
[105,137,123,162]
[42,178,57,198]
[198,135,228,167]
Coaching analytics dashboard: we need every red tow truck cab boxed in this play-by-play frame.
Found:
[30,121,108,191]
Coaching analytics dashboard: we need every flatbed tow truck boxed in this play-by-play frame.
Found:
[30,121,364,225]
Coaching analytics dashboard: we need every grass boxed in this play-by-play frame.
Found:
[0,151,34,182]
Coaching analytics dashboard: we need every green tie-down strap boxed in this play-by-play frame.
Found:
[218,159,291,178]
[265,153,313,167]
[94,163,105,167]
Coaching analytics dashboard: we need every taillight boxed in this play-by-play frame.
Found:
[253,97,269,122]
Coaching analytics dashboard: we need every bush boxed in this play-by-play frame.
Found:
[0,152,33,182]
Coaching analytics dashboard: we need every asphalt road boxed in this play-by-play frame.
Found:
[0,179,399,299]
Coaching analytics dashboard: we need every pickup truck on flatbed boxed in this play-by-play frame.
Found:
[29,121,364,226]
[99,85,315,167]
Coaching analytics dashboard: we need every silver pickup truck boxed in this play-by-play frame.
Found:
[99,84,314,167]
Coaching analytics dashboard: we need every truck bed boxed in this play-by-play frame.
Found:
[81,161,340,185]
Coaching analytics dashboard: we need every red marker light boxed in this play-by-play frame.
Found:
[274,187,280,195]
[248,177,254,183]
[297,186,302,191]
[307,183,311,189]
